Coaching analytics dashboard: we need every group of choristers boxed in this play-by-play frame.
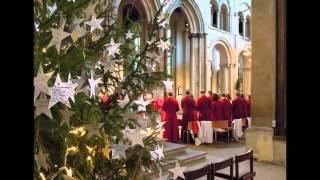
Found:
[153,90,251,143]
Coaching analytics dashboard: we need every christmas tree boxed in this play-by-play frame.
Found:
[34,0,172,179]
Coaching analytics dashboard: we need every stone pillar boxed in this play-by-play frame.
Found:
[220,64,229,94]
[243,19,247,38]
[203,33,207,91]
[184,30,190,90]
[242,67,251,96]
[245,0,285,164]
[198,33,206,92]
[217,10,220,29]
[189,34,195,97]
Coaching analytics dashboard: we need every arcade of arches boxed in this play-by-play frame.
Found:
[115,0,286,167]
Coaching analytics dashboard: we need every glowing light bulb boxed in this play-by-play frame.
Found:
[42,48,47,53]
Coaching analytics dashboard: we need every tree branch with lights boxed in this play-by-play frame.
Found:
[34,0,173,179]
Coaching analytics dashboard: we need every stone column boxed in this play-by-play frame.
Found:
[245,0,286,164]
[203,33,208,91]
[189,33,199,98]
[217,10,220,29]
[243,19,247,38]
[184,30,190,90]
[242,67,251,96]
[219,64,229,94]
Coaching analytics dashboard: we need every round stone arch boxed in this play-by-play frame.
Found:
[115,0,159,23]
[237,50,252,95]
[206,39,234,94]
[167,0,205,33]
[208,38,233,65]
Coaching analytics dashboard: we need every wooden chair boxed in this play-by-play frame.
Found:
[176,164,211,180]
[212,120,232,141]
[212,157,234,180]
[234,150,256,180]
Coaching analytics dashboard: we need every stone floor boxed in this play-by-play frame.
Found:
[186,141,286,180]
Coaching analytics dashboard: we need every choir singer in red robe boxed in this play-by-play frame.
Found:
[197,90,212,121]
[221,94,233,125]
[180,90,196,143]
[163,92,180,143]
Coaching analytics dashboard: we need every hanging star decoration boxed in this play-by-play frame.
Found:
[66,73,76,102]
[146,61,157,76]
[162,79,174,92]
[134,96,151,112]
[84,15,104,33]
[47,2,57,17]
[88,72,103,99]
[83,1,98,19]
[111,141,130,159]
[35,148,50,172]
[125,30,134,40]
[83,123,104,139]
[34,22,39,32]
[128,132,145,147]
[157,39,170,52]
[155,145,164,160]
[151,144,164,160]
[34,93,53,119]
[105,38,121,58]
[59,107,75,128]
[47,16,71,54]
[168,161,187,179]
[34,63,54,101]
[156,118,166,129]
[118,94,130,108]
[48,74,78,109]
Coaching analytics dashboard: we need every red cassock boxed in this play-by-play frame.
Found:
[197,95,213,121]
[212,100,224,120]
[163,96,180,143]
[181,95,196,141]
[232,98,244,119]
[153,97,166,121]
[222,98,233,122]
[240,98,248,118]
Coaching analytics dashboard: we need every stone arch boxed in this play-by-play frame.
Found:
[208,40,233,94]
[115,0,160,24]
[237,50,252,95]
[208,38,233,65]
[167,0,205,33]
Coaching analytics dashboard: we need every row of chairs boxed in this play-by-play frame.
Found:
[176,150,256,180]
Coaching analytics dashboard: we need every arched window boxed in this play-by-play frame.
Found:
[245,16,251,38]
[238,12,244,36]
[220,4,229,31]
[211,4,218,27]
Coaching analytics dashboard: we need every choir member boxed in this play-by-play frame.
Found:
[163,92,180,143]
[196,90,213,121]
[180,90,196,143]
